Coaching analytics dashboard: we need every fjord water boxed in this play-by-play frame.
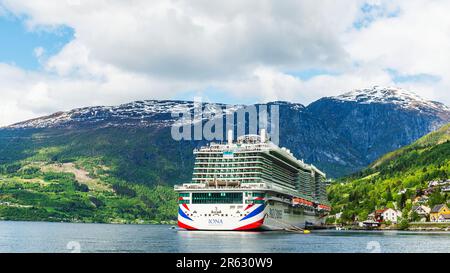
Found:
[1,221,449,253]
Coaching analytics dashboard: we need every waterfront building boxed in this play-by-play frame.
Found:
[411,205,431,222]
[381,208,402,223]
[430,204,450,222]
[438,214,450,222]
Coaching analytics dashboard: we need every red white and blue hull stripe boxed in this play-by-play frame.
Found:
[177,203,266,231]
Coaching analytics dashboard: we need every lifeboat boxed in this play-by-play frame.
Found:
[317,204,331,211]
[292,198,314,207]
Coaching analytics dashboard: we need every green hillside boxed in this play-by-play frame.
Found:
[0,127,195,185]
[2,121,449,224]
[0,127,184,223]
[328,123,450,223]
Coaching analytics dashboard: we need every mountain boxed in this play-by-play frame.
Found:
[1,86,449,223]
[332,86,449,115]
[328,122,450,222]
[2,86,450,180]
[305,86,450,175]
[6,100,242,129]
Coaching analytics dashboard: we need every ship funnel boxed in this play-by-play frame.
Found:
[260,129,266,143]
[227,130,233,145]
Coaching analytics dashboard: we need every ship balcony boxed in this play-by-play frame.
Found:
[193,144,270,153]
[174,182,269,191]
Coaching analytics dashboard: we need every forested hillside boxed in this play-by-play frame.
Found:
[328,124,450,223]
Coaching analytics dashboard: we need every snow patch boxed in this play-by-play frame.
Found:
[332,86,450,113]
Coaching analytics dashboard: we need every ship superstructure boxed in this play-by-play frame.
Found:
[174,130,330,231]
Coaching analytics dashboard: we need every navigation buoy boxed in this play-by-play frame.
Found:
[303,230,311,234]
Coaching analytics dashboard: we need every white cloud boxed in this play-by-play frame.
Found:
[33,47,44,58]
[346,0,450,76]
[3,0,360,77]
[0,0,449,126]
[216,66,393,104]
[343,0,450,102]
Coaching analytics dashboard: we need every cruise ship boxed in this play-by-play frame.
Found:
[174,130,331,231]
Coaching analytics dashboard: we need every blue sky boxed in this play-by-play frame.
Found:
[386,69,441,84]
[353,2,401,29]
[285,69,341,81]
[0,15,74,70]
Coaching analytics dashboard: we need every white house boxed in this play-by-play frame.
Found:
[428,181,440,187]
[381,208,402,223]
[411,205,431,222]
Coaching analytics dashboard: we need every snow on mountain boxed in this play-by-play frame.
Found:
[6,100,242,129]
[6,86,450,129]
[333,86,450,113]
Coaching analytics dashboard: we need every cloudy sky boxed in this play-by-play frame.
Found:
[0,0,449,126]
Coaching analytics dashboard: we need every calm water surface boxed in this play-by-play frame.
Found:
[0,221,449,253]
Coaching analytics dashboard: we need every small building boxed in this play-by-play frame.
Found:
[367,212,376,221]
[381,208,402,223]
[428,181,440,187]
[374,209,386,222]
[438,214,450,222]
[362,220,381,228]
[441,186,450,193]
[411,205,431,222]
[430,204,450,222]
[371,208,403,223]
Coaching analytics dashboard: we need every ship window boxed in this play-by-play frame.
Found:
[252,192,264,197]
[179,193,190,197]
[192,192,243,204]
[178,199,190,204]
[245,199,264,204]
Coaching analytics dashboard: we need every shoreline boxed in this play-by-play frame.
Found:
[325,224,450,232]
[2,220,450,233]
[0,218,177,226]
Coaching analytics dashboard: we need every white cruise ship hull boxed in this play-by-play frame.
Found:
[177,198,325,231]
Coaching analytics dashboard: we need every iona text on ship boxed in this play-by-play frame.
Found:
[174,129,331,231]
